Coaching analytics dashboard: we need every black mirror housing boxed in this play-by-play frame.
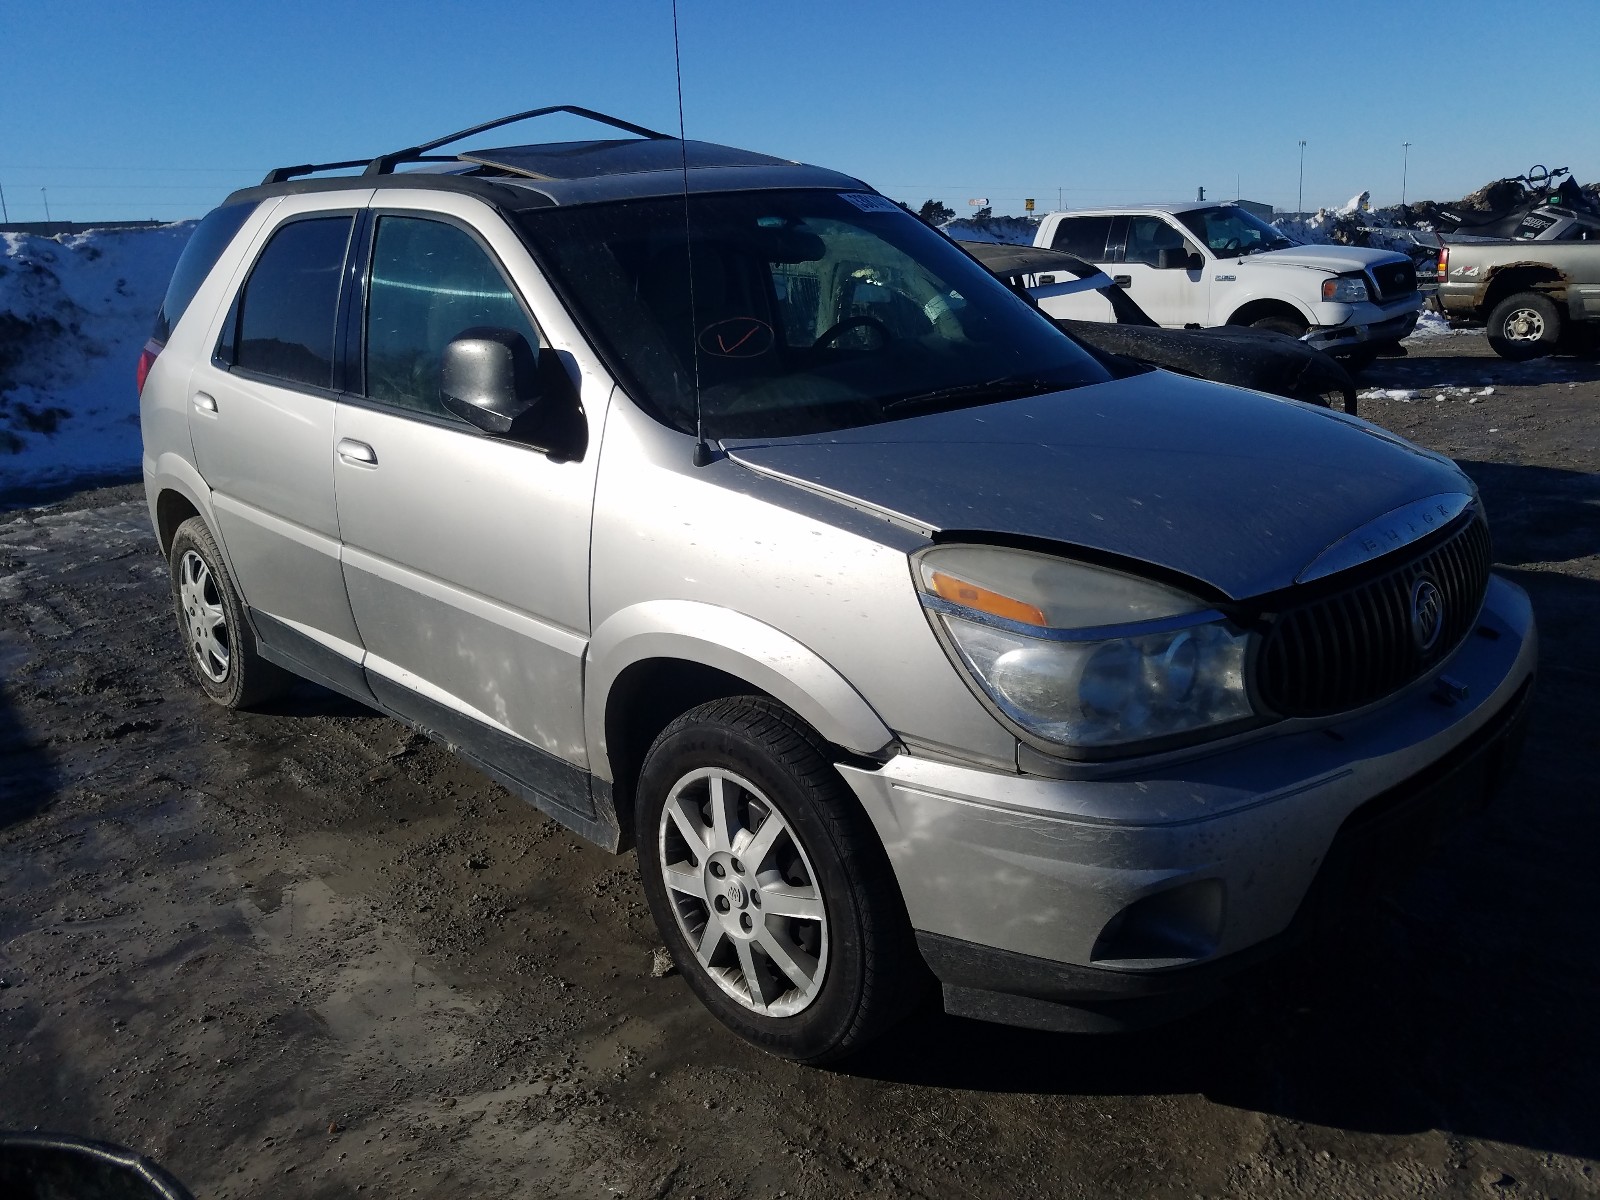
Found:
[1156,247,1194,271]
[440,327,540,435]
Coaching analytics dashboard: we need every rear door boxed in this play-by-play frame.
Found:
[331,193,606,817]
[1033,214,1119,321]
[187,192,372,676]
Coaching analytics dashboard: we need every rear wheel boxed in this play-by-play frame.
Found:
[168,517,292,709]
[1487,291,1561,360]
[635,696,925,1063]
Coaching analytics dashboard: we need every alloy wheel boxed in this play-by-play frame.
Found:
[657,767,829,1017]
[177,549,230,683]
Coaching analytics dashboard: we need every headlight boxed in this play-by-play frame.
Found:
[915,545,1256,754]
[1321,275,1370,303]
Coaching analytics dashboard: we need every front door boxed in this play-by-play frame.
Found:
[331,199,605,816]
[1113,215,1208,328]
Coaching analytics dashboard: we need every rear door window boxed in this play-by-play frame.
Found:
[227,216,354,390]
[363,215,541,418]
[1049,216,1114,261]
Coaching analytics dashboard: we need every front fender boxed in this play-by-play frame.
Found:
[584,599,896,782]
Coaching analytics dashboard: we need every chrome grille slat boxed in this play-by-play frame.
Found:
[1256,517,1492,718]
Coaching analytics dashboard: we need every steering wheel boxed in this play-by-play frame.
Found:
[1217,237,1244,254]
[1525,164,1550,188]
[813,315,892,351]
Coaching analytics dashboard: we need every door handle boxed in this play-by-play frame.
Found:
[192,392,217,413]
[1114,275,1132,288]
[337,438,378,467]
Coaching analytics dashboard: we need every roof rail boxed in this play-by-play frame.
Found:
[260,106,672,186]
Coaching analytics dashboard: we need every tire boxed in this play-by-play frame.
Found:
[168,516,293,709]
[635,696,925,1063]
[1249,314,1307,339]
[1487,291,1561,361]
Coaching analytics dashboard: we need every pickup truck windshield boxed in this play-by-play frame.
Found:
[1175,206,1296,259]
[516,191,1111,438]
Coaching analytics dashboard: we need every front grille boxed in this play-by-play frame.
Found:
[1255,516,1492,718]
[1368,259,1418,301]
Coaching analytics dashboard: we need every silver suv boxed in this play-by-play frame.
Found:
[138,107,1536,1062]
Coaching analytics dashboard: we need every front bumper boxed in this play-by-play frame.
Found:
[1304,303,1422,351]
[837,574,1536,1032]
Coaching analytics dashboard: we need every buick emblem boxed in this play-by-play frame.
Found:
[1410,576,1445,653]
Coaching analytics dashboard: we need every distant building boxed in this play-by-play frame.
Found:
[1234,199,1274,220]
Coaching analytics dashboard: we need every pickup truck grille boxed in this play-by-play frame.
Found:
[1255,515,1492,718]
[1367,260,1418,301]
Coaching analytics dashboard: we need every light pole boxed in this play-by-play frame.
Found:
[40,187,51,223]
[1297,140,1307,214]
[1401,141,1412,208]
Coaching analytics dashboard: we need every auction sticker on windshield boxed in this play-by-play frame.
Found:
[838,192,902,214]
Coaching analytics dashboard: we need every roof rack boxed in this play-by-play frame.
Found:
[260,105,672,185]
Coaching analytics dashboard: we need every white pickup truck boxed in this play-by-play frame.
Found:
[1030,203,1424,361]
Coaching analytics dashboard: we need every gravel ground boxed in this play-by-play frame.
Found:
[1,334,1597,1199]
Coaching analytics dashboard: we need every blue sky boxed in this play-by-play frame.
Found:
[3,0,1596,224]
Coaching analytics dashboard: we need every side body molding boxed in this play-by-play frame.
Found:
[585,599,896,782]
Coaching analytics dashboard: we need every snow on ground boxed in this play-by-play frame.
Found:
[0,223,191,493]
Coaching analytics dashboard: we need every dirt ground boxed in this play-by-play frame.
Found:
[2,335,1597,1199]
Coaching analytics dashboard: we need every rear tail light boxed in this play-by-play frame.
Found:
[1437,245,1449,280]
[136,338,162,396]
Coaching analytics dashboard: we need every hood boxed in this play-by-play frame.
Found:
[1249,243,1409,274]
[723,371,1468,601]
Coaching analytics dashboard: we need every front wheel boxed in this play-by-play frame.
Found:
[1487,291,1561,360]
[635,697,924,1063]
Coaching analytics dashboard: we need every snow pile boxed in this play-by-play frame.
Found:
[0,223,191,493]
[1407,310,1467,339]
[940,214,1039,245]
[1359,384,1495,404]
[1273,202,1434,258]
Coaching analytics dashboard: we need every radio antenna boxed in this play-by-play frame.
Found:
[672,0,711,467]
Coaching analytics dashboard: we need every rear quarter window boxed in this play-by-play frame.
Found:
[150,201,256,343]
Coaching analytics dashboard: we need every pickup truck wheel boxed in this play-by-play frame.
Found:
[1249,314,1307,339]
[168,517,293,709]
[635,696,924,1063]
[1487,291,1561,360]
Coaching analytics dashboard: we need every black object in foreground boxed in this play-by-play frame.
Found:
[961,240,1358,413]
[0,1133,195,1200]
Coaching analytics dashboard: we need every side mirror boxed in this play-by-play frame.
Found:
[1156,247,1197,271]
[440,327,540,435]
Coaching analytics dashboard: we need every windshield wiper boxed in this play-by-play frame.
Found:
[879,375,1065,416]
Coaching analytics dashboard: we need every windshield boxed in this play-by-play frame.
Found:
[1175,206,1296,259]
[516,191,1111,439]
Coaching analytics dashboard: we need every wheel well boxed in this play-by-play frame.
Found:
[1226,299,1308,331]
[603,659,766,847]
[1480,266,1566,315]
[155,489,201,557]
